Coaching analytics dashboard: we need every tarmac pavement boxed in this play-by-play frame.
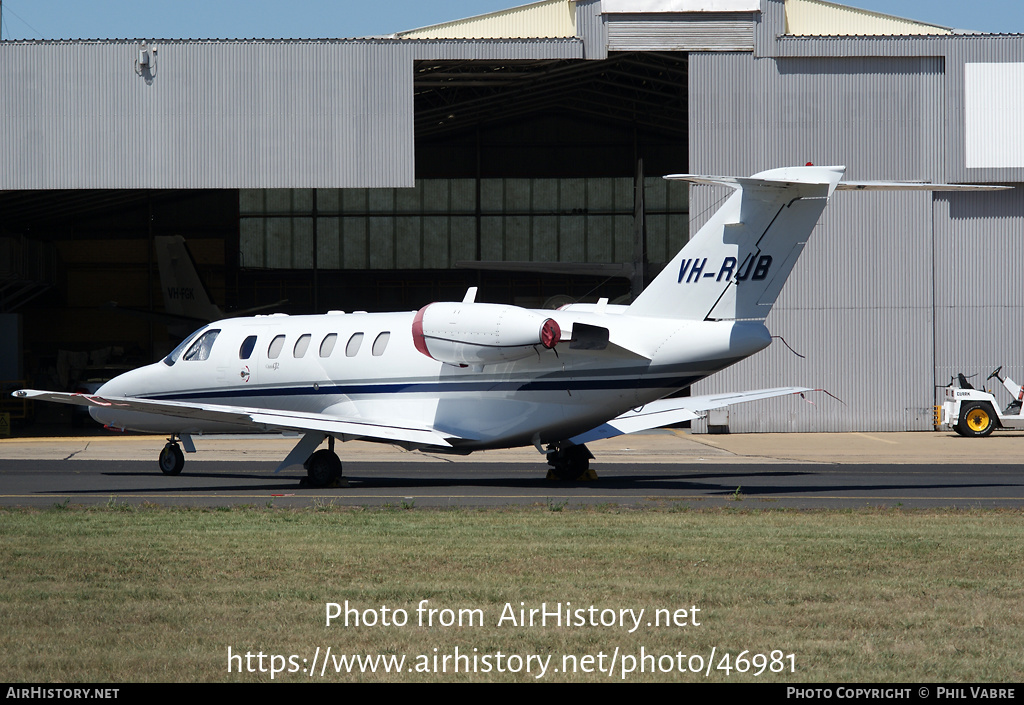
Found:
[1,428,1022,465]
[1,429,1022,508]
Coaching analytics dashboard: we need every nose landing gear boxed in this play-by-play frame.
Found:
[159,439,185,475]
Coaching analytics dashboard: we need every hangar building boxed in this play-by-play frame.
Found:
[2,0,1022,432]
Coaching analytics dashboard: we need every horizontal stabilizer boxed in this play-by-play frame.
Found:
[836,182,1012,192]
[667,174,1011,192]
[663,173,744,188]
[664,167,846,194]
[568,386,811,445]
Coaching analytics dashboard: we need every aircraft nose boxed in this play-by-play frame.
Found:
[94,365,154,398]
[88,377,120,425]
[93,374,125,399]
[88,368,144,425]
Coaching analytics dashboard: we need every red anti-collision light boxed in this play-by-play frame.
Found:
[540,319,560,349]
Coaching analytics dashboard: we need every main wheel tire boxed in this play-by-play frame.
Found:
[158,443,185,475]
[548,457,577,480]
[548,445,593,480]
[306,448,342,487]
[959,402,996,437]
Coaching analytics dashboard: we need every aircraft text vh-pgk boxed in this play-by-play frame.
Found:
[15,166,1009,486]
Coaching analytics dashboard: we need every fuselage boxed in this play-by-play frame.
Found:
[91,308,771,450]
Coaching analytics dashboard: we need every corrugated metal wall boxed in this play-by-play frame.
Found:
[689,51,957,432]
[942,38,1024,184]
[576,0,608,59]
[1,40,415,189]
[0,37,584,190]
[607,12,755,51]
[405,37,583,61]
[692,10,1024,431]
[765,22,1024,183]
[932,188,1024,402]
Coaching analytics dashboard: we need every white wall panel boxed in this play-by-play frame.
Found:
[964,63,1024,169]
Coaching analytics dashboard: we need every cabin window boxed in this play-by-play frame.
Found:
[320,334,337,358]
[267,334,286,359]
[293,334,311,358]
[372,331,390,356]
[183,329,221,362]
[345,332,364,357]
[239,335,258,360]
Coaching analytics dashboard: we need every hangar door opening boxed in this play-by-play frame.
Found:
[235,52,691,313]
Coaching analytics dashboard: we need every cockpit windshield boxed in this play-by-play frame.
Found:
[162,325,209,366]
[183,329,221,362]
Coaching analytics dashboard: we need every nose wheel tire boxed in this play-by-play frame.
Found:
[959,402,996,437]
[159,442,185,475]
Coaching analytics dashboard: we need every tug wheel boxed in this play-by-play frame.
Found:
[960,402,996,437]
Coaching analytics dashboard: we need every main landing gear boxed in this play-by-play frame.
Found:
[156,432,344,486]
[303,436,345,488]
[545,443,596,481]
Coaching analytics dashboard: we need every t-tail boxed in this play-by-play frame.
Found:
[628,165,846,321]
[154,235,224,324]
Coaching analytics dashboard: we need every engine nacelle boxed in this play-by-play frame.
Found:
[412,302,560,366]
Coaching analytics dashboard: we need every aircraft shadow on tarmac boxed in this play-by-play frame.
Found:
[30,460,1024,497]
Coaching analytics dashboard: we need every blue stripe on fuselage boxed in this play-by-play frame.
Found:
[144,374,705,403]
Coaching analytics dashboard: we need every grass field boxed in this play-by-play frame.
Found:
[1,503,1022,682]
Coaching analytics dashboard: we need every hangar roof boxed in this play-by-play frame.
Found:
[397,0,578,40]
[784,0,953,36]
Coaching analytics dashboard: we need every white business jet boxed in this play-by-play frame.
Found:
[15,166,1006,485]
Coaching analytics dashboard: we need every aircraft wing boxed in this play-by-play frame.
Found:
[13,390,456,448]
[568,386,812,445]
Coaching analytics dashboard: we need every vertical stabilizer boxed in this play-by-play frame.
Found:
[153,235,223,323]
[628,166,845,320]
